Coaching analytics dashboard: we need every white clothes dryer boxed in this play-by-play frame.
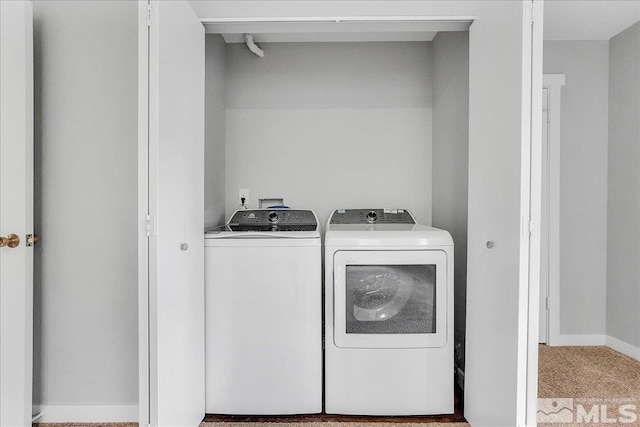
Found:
[324,209,454,415]
[205,209,321,415]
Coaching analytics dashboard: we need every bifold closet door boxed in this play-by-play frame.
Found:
[139,1,205,426]
[464,1,543,426]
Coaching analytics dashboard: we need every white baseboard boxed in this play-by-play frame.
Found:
[606,335,640,362]
[35,405,137,423]
[551,334,606,346]
[547,334,640,362]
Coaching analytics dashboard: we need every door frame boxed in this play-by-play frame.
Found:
[139,3,544,426]
[137,1,151,425]
[522,1,544,425]
[539,85,549,344]
[540,74,565,346]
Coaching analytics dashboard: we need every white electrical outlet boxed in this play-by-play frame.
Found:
[239,189,249,207]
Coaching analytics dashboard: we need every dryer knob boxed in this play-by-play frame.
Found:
[268,211,279,223]
[366,210,377,223]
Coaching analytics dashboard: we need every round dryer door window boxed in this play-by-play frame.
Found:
[333,250,448,349]
[348,265,435,334]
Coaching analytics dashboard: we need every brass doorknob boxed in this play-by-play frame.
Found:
[0,234,20,248]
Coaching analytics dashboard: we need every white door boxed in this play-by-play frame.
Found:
[539,87,549,344]
[0,2,34,426]
[138,1,205,426]
[464,1,543,426]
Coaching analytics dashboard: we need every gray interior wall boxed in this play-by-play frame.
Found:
[431,32,469,372]
[205,34,226,228]
[607,22,640,347]
[33,0,138,407]
[224,42,433,226]
[543,41,609,336]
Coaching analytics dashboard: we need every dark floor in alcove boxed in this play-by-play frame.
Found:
[202,384,466,424]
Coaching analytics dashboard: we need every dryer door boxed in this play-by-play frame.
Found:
[334,250,447,349]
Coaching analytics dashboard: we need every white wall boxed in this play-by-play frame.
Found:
[224,42,433,226]
[607,22,640,349]
[543,41,609,336]
[33,1,138,421]
[205,34,226,228]
[431,31,469,373]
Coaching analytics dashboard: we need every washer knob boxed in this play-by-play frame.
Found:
[268,211,279,223]
[366,210,377,223]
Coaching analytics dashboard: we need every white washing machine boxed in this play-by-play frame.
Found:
[205,209,321,415]
[324,208,454,415]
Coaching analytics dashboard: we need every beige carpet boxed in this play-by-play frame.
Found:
[538,344,640,427]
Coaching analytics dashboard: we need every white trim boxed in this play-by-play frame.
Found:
[524,2,545,426]
[538,86,550,344]
[137,1,151,426]
[199,15,477,23]
[201,15,474,38]
[541,75,565,347]
[36,405,138,423]
[551,334,607,346]
[545,334,640,361]
[606,336,640,362]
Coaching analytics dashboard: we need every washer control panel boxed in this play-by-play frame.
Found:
[330,209,415,225]
[229,209,317,231]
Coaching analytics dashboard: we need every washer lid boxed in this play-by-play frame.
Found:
[205,209,320,239]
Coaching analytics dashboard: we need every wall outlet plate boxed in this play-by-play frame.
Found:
[239,189,249,206]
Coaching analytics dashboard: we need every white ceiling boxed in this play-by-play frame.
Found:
[544,0,640,40]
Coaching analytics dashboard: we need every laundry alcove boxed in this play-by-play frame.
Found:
[204,20,470,417]
[138,3,543,427]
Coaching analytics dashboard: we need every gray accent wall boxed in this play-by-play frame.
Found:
[431,32,469,372]
[607,22,640,347]
[223,42,433,227]
[33,0,138,409]
[205,34,227,228]
[543,41,609,336]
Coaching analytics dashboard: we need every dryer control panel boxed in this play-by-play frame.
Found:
[229,209,318,231]
[330,209,416,225]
